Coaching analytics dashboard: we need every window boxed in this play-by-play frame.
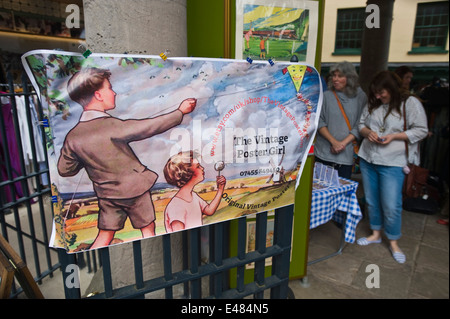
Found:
[410,1,449,54]
[333,8,365,55]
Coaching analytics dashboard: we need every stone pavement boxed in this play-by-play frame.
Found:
[288,178,449,299]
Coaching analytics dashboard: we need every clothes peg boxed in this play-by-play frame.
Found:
[40,119,49,127]
[78,44,92,58]
[82,49,92,58]
[160,49,170,61]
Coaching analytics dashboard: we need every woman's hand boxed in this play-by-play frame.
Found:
[365,130,381,143]
[377,132,408,145]
[361,127,383,144]
[330,141,346,154]
[377,134,393,144]
[330,133,355,154]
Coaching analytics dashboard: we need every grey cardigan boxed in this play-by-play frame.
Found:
[315,87,367,165]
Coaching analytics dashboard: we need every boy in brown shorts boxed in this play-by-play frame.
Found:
[58,67,196,249]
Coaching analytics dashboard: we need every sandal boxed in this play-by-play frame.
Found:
[390,247,406,264]
[357,237,382,246]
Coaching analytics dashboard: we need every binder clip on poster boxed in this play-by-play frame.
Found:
[290,55,299,63]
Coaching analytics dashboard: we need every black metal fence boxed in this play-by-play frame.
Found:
[1,67,294,299]
[0,70,58,297]
[59,207,293,299]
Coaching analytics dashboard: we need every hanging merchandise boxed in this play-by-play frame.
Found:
[15,96,46,163]
[0,96,25,202]
[22,50,323,253]
[15,95,48,189]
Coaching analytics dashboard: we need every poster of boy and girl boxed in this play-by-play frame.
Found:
[58,67,227,249]
[23,48,322,252]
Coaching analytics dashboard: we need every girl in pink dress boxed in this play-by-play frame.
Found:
[163,151,226,232]
[244,21,254,51]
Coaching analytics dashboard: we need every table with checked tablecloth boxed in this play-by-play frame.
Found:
[308,178,363,264]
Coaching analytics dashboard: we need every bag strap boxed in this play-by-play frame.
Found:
[332,91,358,149]
[403,102,409,159]
[332,90,352,131]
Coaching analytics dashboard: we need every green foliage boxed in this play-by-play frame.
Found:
[118,57,164,69]
[51,183,78,249]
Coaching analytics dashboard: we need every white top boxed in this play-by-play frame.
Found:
[358,96,428,167]
[164,193,208,232]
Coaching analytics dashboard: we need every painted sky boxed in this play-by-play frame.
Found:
[243,5,304,30]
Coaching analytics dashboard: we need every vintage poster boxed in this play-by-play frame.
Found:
[22,50,322,253]
[235,0,319,64]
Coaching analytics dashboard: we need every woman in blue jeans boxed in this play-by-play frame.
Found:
[357,71,428,263]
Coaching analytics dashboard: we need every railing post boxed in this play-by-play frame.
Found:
[58,249,81,299]
[270,205,294,299]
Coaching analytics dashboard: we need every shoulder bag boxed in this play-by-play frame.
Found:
[332,91,359,155]
[402,102,439,214]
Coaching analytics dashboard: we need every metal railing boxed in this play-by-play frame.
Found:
[0,71,59,297]
[59,207,294,299]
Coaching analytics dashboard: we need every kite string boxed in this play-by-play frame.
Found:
[61,170,85,251]
[47,151,86,251]
[148,78,283,117]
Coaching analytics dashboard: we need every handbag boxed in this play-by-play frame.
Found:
[401,102,439,214]
[332,91,360,172]
[403,164,439,199]
[403,196,439,215]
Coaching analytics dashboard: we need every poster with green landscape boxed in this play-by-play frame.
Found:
[235,0,318,64]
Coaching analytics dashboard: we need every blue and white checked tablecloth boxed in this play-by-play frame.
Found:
[310,178,363,243]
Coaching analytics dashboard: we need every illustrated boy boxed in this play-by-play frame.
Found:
[57,67,197,249]
[259,35,269,59]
